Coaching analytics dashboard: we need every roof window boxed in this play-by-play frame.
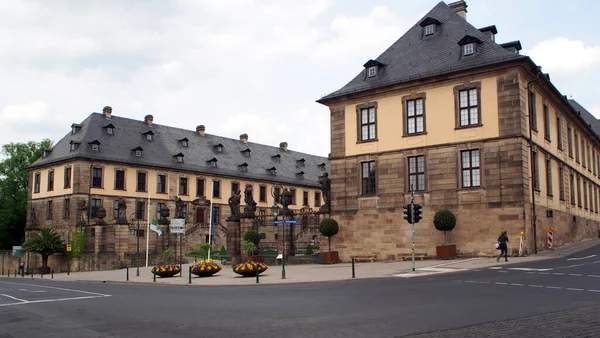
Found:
[143,130,154,141]
[419,17,441,37]
[213,143,223,153]
[69,141,80,152]
[103,123,115,135]
[132,146,143,157]
[88,140,101,152]
[363,59,385,78]
[267,167,277,176]
[238,163,248,172]
[71,124,82,135]
[241,148,251,158]
[296,171,305,179]
[179,138,189,148]
[42,149,52,158]
[296,158,306,168]
[207,158,218,168]
[174,153,184,163]
[457,35,482,57]
[272,154,281,163]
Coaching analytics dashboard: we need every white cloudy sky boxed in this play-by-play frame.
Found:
[1,0,599,157]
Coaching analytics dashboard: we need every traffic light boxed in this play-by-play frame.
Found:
[403,204,413,223]
[412,204,423,223]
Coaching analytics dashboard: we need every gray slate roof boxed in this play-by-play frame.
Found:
[30,113,329,188]
[318,1,525,103]
[568,99,600,139]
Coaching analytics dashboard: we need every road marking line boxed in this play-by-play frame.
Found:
[0,281,110,297]
[508,268,552,271]
[528,285,544,288]
[465,281,477,283]
[494,282,508,285]
[567,288,584,291]
[588,275,600,278]
[477,281,490,284]
[538,272,550,275]
[589,290,600,293]
[546,286,562,289]
[567,254,597,261]
[553,273,565,275]
[510,283,524,286]
[569,274,583,277]
[525,272,536,275]
[1,294,27,303]
[497,271,508,273]
[0,295,110,308]
[557,263,586,269]
[488,267,503,270]
[19,289,45,293]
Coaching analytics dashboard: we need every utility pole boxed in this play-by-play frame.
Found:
[410,184,416,272]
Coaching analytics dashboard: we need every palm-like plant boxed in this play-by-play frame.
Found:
[22,227,65,273]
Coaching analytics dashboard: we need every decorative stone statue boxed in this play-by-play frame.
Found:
[29,206,38,227]
[174,197,185,219]
[319,172,331,213]
[116,196,127,222]
[280,188,292,215]
[76,200,88,225]
[227,189,241,221]
[242,184,257,218]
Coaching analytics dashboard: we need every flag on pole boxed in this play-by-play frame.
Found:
[150,220,162,236]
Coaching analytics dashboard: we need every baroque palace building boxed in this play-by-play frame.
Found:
[26,107,328,271]
[317,0,600,261]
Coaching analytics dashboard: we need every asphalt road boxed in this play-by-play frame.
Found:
[1,245,600,338]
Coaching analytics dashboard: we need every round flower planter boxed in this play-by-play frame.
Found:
[233,261,269,277]
[151,264,181,278]
[191,260,222,277]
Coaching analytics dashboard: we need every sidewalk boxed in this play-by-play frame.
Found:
[4,239,599,286]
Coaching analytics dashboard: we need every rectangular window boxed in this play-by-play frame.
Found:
[406,98,425,135]
[546,156,552,196]
[34,173,40,193]
[575,133,580,163]
[231,182,239,194]
[113,199,120,219]
[543,104,550,141]
[588,145,592,171]
[259,186,267,202]
[367,66,377,77]
[570,174,576,205]
[529,90,537,130]
[315,192,321,207]
[584,180,588,210]
[463,43,474,56]
[461,150,481,188]
[135,201,145,220]
[290,189,297,204]
[458,88,479,127]
[47,170,54,191]
[196,178,205,197]
[359,107,376,141]
[424,24,434,36]
[157,202,166,220]
[303,191,309,206]
[559,166,565,201]
[594,151,597,176]
[63,198,70,219]
[157,174,166,193]
[361,161,377,195]
[47,200,53,220]
[213,181,221,198]
[557,117,563,150]
[595,187,599,213]
[577,176,582,208]
[532,151,540,191]
[408,155,426,191]
[589,182,594,212]
[64,167,71,189]
[115,169,125,190]
[274,187,281,204]
[567,127,573,158]
[92,167,103,188]
[179,177,188,195]
[137,172,147,192]
[91,198,102,218]
[212,205,220,225]
[582,140,586,168]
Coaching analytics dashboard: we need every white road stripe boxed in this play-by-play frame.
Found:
[19,289,45,293]
[567,254,597,261]
[1,294,27,303]
[465,281,477,283]
[497,271,508,273]
[0,295,109,308]
[528,285,544,288]
[510,283,524,286]
[477,281,490,284]
[508,268,553,272]
[494,282,508,285]
[588,275,600,278]
[538,272,550,275]
[546,286,562,289]
[567,288,584,291]
[589,290,600,293]
[569,274,583,277]
[553,273,565,275]
[0,281,110,297]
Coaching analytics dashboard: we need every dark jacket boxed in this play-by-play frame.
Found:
[498,234,509,248]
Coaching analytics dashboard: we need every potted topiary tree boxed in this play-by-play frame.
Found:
[241,240,259,263]
[319,218,339,264]
[433,209,457,259]
[243,230,261,262]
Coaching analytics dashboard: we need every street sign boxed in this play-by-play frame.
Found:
[273,220,297,225]
[12,246,23,256]
[273,220,283,225]
[170,218,185,234]
[66,244,72,252]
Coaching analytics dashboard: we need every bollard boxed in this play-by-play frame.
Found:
[153,272,156,283]
[351,257,356,279]
[188,266,191,284]
[31,272,33,279]
[126,267,129,281]
[256,268,260,284]
[41,272,43,279]
[180,263,182,277]
[51,268,54,279]
[22,268,25,278]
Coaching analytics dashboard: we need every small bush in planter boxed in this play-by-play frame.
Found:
[319,218,339,258]
[243,230,261,246]
[151,264,181,278]
[191,259,222,277]
[433,209,456,245]
[241,240,258,257]
[233,261,269,277]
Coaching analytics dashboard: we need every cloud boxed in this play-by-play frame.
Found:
[526,37,600,76]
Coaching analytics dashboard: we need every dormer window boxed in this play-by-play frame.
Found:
[458,35,482,57]
[174,153,184,163]
[318,163,326,170]
[241,148,251,158]
[296,171,305,179]
[207,158,218,168]
[272,154,281,163]
[88,140,101,152]
[213,143,224,153]
[69,141,80,152]
[132,146,143,157]
[179,138,189,148]
[419,17,441,37]
[296,158,306,168]
[238,163,248,172]
[143,130,154,141]
[41,149,52,158]
[267,167,277,175]
[363,59,385,78]
[103,123,115,135]
[71,124,82,135]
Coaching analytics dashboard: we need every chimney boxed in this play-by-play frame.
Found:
[449,0,468,20]
[144,114,154,126]
[196,125,205,136]
[240,133,248,143]
[279,142,288,152]
[102,106,112,119]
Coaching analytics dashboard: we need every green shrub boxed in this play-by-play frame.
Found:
[241,240,258,256]
[319,218,339,255]
[243,230,261,246]
[433,210,456,232]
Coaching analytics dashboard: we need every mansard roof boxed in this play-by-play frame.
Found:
[318,1,524,103]
[29,113,329,188]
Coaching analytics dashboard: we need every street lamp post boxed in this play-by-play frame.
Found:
[130,213,141,277]
[271,203,285,279]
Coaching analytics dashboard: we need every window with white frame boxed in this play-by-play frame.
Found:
[406,98,425,134]
[463,43,474,56]
[367,66,377,77]
[359,107,376,141]
[461,149,481,188]
[424,24,434,36]
[458,88,479,126]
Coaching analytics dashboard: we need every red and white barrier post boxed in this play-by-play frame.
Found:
[547,227,554,249]
[518,231,525,256]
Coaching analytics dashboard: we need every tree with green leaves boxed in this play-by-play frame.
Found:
[433,209,457,245]
[67,226,88,271]
[319,218,339,256]
[21,227,65,273]
[0,139,53,249]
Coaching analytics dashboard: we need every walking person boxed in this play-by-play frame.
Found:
[497,231,509,262]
